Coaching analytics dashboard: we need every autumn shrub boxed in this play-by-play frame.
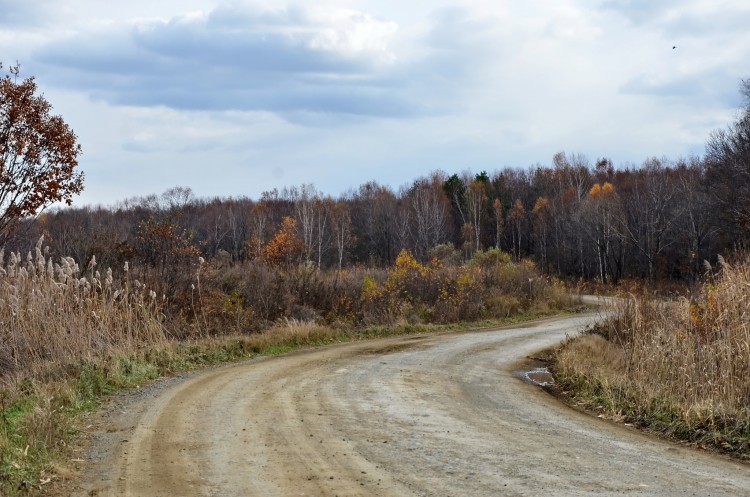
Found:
[190,283,255,335]
[427,243,462,265]
[197,262,381,330]
[358,269,403,325]
[353,248,570,325]
[128,216,200,302]
[385,250,442,304]
[360,252,462,324]
[0,238,570,383]
[196,261,288,329]
[433,265,483,322]
[469,247,512,268]
[316,267,365,325]
[282,263,340,319]
[555,256,750,456]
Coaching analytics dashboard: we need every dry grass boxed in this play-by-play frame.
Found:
[554,256,750,456]
[0,237,166,384]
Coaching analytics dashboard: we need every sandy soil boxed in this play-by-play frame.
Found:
[72,312,750,496]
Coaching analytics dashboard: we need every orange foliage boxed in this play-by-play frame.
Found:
[263,216,303,267]
[588,182,615,199]
[135,217,200,269]
[532,196,550,216]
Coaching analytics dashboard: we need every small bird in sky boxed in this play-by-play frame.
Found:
[672,45,677,49]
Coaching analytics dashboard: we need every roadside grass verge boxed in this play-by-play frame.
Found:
[0,241,580,495]
[552,257,750,460]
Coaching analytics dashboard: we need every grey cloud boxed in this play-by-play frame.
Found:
[620,70,741,107]
[600,0,681,25]
[405,6,503,102]
[31,3,486,123]
[132,13,369,74]
[0,0,54,26]
[657,7,750,38]
[602,0,750,40]
[621,76,702,97]
[426,6,496,50]
[33,4,410,119]
[206,3,311,29]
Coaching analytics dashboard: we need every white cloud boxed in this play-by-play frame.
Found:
[307,9,398,58]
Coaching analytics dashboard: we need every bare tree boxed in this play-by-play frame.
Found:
[583,183,623,283]
[493,198,504,249]
[408,175,449,260]
[675,160,716,278]
[619,159,683,279]
[553,151,591,201]
[705,78,750,242]
[289,184,318,264]
[508,199,526,261]
[532,196,551,271]
[465,180,487,253]
[248,202,270,260]
[331,199,353,269]
[313,196,332,268]
[160,186,195,211]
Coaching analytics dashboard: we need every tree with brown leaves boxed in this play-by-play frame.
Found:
[0,63,83,238]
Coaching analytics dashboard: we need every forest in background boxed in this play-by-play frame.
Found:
[5,145,743,283]
[3,79,747,295]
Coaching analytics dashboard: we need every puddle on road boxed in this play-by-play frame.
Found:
[517,367,554,387]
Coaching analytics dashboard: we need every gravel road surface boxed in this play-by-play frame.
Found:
[75,312,750,496]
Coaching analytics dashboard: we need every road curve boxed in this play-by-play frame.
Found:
[77,312,750,496]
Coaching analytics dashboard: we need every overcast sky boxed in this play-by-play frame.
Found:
[2,0,749,206]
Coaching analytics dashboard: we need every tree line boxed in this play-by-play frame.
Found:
[4,152,743,286]
[2,70,749,286]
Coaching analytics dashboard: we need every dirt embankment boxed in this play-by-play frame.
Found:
[74,313,750,496]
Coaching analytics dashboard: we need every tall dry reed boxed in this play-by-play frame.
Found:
[556,256,750,452]
[0,236,166,385]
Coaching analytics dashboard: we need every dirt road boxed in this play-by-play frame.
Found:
[77,312,750,496]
